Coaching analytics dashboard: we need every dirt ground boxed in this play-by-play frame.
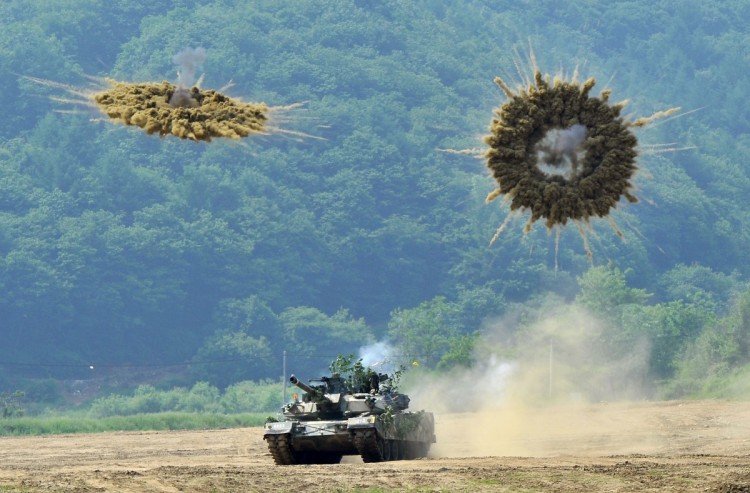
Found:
[1,400,750,492]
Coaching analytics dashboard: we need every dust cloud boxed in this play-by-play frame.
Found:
[406,303,660,458]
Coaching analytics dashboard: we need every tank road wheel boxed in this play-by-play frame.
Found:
[388,440,401,460]
[265,434,296,465]
[391,440,404,461]
[353,430,384,463]
[393,440,406,461]
[400,441,413,460]
[381,439,393,461]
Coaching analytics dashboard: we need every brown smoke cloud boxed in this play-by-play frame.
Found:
[485,73,640,230]
[404,301,656,457]
[93,81,268,142]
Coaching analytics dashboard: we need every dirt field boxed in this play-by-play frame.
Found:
[1,400,750,492]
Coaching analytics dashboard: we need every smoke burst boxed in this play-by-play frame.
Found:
[534,123,587,180]
[173,47,206,89]
[25,47,326,143]
[170,47,207,108]
[93,80,268,141]
[358,341,397,374]
[479,51,681,261]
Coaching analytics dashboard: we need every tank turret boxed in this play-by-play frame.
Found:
[284,374,348,420]
[289,374,318,397]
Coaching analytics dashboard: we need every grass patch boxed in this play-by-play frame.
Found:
[665,363,750,401]
[698,365,750,400]
[0,412,267,436]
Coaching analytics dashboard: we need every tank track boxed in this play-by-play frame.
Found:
[353,430,430,462]
[266,434,296,465]
[266,434,344,465]
[353,429,384,462]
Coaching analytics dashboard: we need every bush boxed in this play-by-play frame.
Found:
[1,391,25,418]
[221,380,283,413]
[87,379,282,418]
[0,412,268,436]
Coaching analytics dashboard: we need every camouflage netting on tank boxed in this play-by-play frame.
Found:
[484,72,640,230]
[93,81,268,142]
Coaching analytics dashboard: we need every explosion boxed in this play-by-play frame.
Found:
[24,47,319,143]
[92,80,268,142]
[89,47,267,142]
[480,53,681,260]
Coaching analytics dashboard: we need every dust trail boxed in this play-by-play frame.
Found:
[406,302,654,458]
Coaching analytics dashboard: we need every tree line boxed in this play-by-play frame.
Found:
[1,0,749,406]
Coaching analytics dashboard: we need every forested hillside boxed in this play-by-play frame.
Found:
[1,0,750,408]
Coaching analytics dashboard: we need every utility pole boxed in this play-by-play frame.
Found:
[282,350,287,407]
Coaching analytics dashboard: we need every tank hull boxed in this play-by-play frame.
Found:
[263,412,435,464]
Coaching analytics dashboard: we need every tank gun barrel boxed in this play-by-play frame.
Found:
[289,374,318,396]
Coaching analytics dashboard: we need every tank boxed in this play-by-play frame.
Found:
[263,372,436,465]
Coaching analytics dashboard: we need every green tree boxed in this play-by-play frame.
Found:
[4,0,750,400]
[621,297,715,379]
[387,296,459,368]
[669,289,750,396]
[577,265,715,380]
[658,263,742,309]
[280,307,374,376]
[192,296,280,386]
[0,391,24,418]
[436,332,479,370]
[576,265,651,321]
[193,333,274,388]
